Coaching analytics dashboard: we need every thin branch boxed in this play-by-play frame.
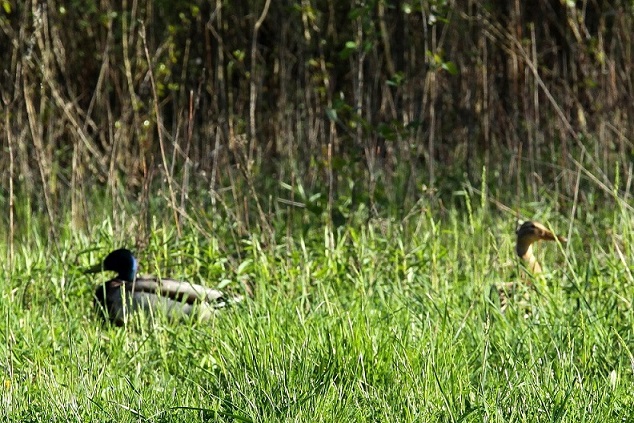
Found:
[140,22,182,237]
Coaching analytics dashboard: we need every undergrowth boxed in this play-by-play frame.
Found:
[1,189,634,422]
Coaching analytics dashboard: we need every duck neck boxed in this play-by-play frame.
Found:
[517,242,542,274]
[119,260,138,283]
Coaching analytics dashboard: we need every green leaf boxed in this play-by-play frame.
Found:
[441,61,458,75]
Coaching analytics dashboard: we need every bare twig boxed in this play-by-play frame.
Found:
[140,22,182,237]
[248,0,272,164]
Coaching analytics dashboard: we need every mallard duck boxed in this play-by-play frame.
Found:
[496,221,567,311]
[87,248,233,325]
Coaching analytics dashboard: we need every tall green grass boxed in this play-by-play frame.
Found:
[1,191,633,422]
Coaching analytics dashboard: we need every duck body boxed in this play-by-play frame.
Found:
[88,249,227,326]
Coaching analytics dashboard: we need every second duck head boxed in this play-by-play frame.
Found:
[515,221,567,257]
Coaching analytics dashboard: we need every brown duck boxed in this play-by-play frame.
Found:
[496,221,567,311]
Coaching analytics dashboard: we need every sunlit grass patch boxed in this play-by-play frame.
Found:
[1,198,633,422]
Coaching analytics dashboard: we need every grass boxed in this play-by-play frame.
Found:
[1,194,634,422]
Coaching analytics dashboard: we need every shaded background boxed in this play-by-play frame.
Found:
[1,0,632,238]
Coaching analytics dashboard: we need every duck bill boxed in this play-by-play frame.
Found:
[540,229,567,244]
[85,262,104,274]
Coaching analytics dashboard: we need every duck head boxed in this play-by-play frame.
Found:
[87,248,139,282]
[515,221,567,273]
[515,221,567,256]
